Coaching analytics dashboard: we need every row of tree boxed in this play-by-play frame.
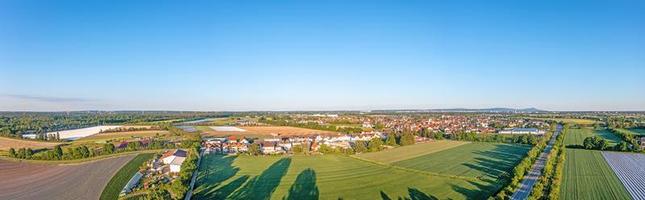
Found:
[449,132,539,145]
[609,128,642,152]
[495,123,557,199]
[529,125,566,200]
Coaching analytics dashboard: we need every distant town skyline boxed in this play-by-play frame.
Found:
[1,1,644,111]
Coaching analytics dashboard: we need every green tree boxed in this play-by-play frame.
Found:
[54,145,63,160]
[248,143,260,155]
[399,133,415,146]
[354,141,367,153]
[8,148,16,158]
[385,134,397,146]
[368,137,383,152]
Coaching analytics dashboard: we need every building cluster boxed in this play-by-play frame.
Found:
[202,132,385,155]
[120,149,187,196]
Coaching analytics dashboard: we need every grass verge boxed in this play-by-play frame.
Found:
[100,153,154,200]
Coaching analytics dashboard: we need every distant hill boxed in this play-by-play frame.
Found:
[373,107,547,113]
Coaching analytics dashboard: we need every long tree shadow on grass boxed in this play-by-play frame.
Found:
[228,157,292,200]
[449,180,498,200]
[378,188,437,200]
[193,155,241,199]
[462,144,528,181]
[283,168,319,200]
[407,188,438,200]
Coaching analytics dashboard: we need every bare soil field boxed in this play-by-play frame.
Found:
[0,155,135,200]
[201,126,340,137]
[0,137,61,151]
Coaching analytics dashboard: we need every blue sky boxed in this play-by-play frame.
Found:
[1,0,644,111]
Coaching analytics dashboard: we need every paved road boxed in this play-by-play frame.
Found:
[510,124,562,200]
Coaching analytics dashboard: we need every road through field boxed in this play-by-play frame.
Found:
[0,155,135,200]
[511,124,562,200]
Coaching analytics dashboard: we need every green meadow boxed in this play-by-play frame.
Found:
[560,149,631,200]
[563,127,623,146]
[193,142,530,200]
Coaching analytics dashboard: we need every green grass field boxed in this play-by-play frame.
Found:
[626,128,645,136]
[560,149,631,200]
[392,143,530,182]
[564,127,623,146]
[193,153,509,200]
[100,153,154,200]
[354,140,468,164]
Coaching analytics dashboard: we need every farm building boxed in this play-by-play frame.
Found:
[161,149,187,173]
[498,128,545,135]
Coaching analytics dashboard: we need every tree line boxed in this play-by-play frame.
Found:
[528,124,566,200]
[495,123,558,199]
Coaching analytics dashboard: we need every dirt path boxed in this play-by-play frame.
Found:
[0,155,135,200]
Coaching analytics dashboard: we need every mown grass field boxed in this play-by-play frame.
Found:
[354,140,468,164]
[193,154,506,200]
[100,153,154,200]
[560,149,631,200]
[563,127,623,146]
[626,128,645,136]
[392,143,530,182]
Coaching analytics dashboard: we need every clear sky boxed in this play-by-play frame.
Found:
[1,0,644,111]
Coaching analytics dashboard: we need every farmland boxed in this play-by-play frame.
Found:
[0,155,135,200]
[392,143,530,181]
[0,136,61,151]
[101,153,154,200]
[602,152,645,200]
[560,149,631,200]
[192,154,505,200]
[563,127,623,146]
[527,118,598,125]
[201,126,340,138]
[355,140,468,164]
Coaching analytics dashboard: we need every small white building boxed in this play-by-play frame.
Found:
[498,128,545,135]
[169,156,186,173]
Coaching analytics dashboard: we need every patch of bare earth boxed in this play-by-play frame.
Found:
[0,137,61,151]
[0,155,135,200]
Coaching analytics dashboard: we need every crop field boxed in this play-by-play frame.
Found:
[560,149,631,200]
[45,125,123,140]
[201,126,340,138]
[528,118,598,125]
[354,140,468,164]
[0,136,61,151]
[101,153,154,200]
[563,127,623,146]
[602,152,645,200]
[391,143,530,182]
[193,154,504,200]
[74,130,170,143]
[0,155,135,200]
